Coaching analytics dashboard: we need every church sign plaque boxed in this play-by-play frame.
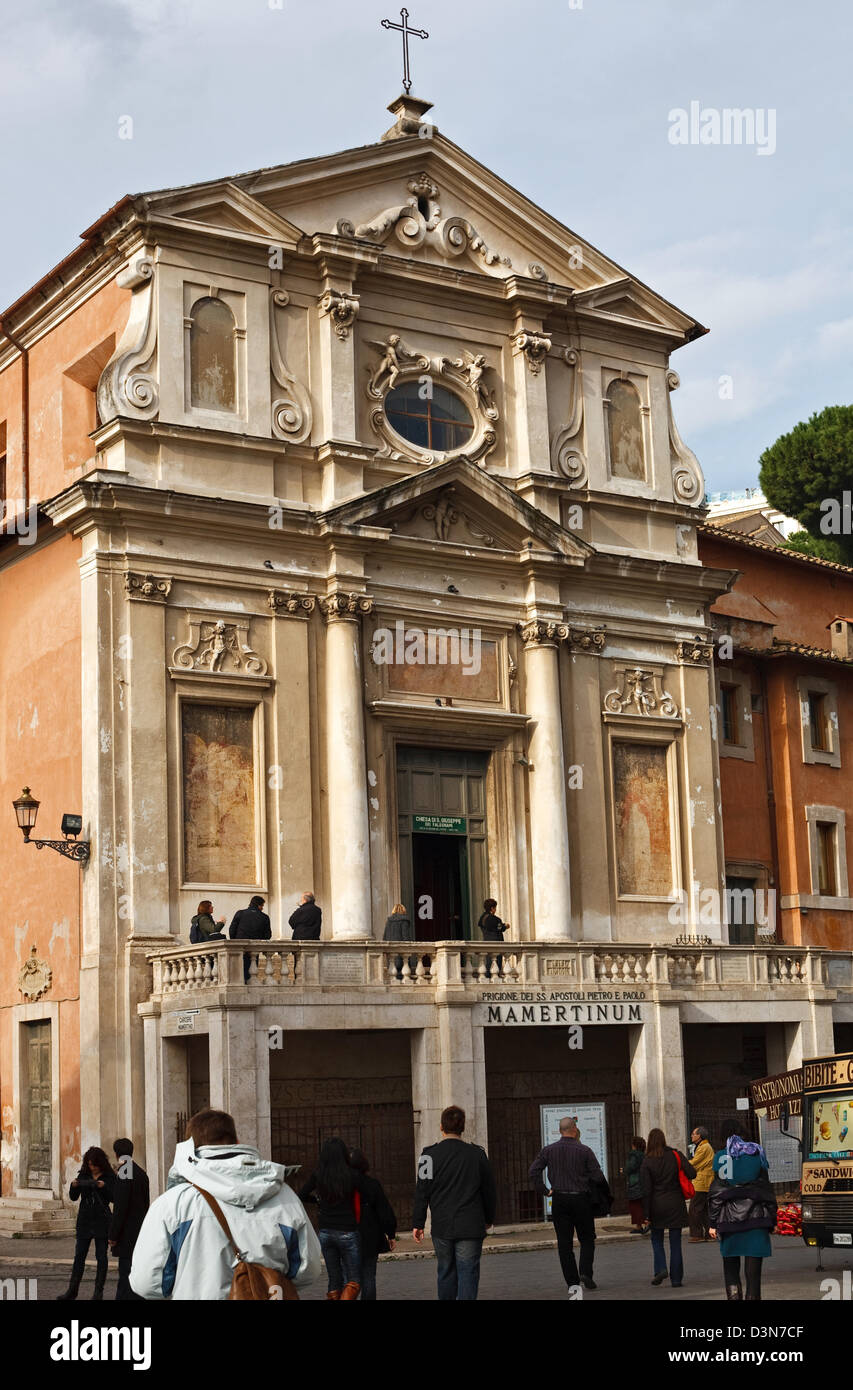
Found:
[483,1002,644,1025]
[322,952,366,985]
[412,815,466,834]
[480,991,645,1026]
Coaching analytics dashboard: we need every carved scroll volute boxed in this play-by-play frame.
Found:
[551,348,588,487]
[666,370,704,505]
[97,252,159,423]
[269,289,312,443]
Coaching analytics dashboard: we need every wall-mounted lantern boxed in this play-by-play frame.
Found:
[12,788,90,864]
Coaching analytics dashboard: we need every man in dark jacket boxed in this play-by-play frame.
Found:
[109,1138,150,1301]
[529,1117,604,1292]
[229,895,272,982]
[289,892,322,940]
[412,1105,496,1301]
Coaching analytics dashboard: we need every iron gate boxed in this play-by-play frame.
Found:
[486,1093,640,1224]
[271,1100,416,1228]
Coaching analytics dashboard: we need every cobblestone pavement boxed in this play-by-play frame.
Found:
[2,1234,848,1302]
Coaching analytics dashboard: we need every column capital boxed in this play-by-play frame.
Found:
[320,591,375,623]
[125,572,172,602]
[518,618,568,649]
[267,590,316,618]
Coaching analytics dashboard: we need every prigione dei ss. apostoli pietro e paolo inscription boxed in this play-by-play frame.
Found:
[481,990,646,1025]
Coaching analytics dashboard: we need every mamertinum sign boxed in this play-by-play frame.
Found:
[481,988,646,1026]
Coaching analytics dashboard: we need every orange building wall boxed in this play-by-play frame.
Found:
[0,276,130,508]
[701,531,853,953]
[0,534,82,1194]
[700,533,853,648]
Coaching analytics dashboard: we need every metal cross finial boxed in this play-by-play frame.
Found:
[381,8,429,95]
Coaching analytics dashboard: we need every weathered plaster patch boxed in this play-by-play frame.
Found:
[48,917,71,956]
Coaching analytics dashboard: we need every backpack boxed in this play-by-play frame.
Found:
[191,1183,299,1301]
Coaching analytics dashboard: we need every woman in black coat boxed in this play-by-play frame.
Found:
[478,897,508,975]
[56,1146,116,1301]
[348,1148,397,1300]
[383,902,417,979]
[640,1128,696,1290]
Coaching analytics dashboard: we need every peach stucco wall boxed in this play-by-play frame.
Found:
[0,535,82,1193]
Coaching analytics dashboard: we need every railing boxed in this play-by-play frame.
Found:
[147,940,853,1000]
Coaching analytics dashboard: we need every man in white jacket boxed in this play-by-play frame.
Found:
[130,1109,321,1299]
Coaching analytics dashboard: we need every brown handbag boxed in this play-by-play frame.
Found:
[190,1183,299,1301]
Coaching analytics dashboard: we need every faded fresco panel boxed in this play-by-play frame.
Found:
[607,379,645,480]
[183,702,256,883]
[613,741,673,896]
[386,637,499,700]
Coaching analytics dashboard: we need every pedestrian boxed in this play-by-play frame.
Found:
[478,897,508,976]
[708,1120,776,1301]
[189,899,226,943]
[289,891,322,941]
[383,900,417,979]
[640,1128,696,1288]
[688,1125,715,1243]
[413,1104,496,1302]
[348,1148,397,1300]
[624,1135,648,1233]
[130,1108,320,1299]
[56,1146,116,1301]
[529,1116,603,1292]
[299,1137,365,1300]
[229,893,271,982]
[108,1138,150,1301]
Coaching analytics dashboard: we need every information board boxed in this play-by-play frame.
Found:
[539,1102,608,1219]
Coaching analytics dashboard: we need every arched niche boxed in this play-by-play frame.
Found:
[189,296,237,412]
[605,377,646,481]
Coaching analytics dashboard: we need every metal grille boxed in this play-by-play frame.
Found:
[487,1092,639,1224]
[805,1195,853,1223]
[271,1101,416,1228]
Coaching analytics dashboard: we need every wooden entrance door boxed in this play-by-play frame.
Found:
[396,746,488,938]
[25,1021,52,1189]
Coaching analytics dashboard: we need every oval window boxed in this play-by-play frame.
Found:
[385,381,474,453]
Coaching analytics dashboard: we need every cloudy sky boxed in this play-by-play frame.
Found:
[1,0,850,492]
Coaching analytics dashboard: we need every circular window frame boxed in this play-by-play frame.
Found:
[367,343,499,466]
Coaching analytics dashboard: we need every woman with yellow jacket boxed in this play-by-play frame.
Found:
[688,1125,716,1241]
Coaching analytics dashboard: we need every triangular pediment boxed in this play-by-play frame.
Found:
[571,277,699,337]
[323,457,594,561]
[146,182,303,248]
[141,128,700,337]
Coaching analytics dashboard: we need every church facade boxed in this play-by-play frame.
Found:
[1,95,851,1230]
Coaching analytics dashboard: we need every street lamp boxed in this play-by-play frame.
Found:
[12,787,90,863]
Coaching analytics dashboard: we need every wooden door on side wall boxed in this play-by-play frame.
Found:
[25,1021,52,1189]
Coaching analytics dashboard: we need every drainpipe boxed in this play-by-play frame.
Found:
[0,318,29,510]
[759,662,784,941]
